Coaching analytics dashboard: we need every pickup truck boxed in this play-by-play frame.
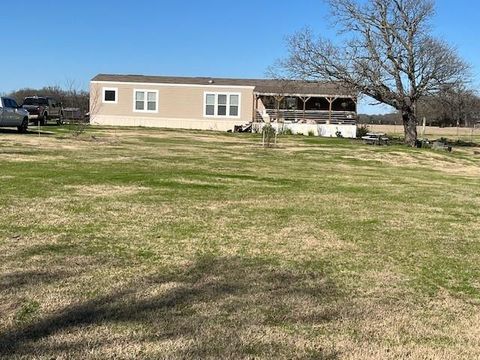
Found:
[0,97,29,133]
[22,96,64,125]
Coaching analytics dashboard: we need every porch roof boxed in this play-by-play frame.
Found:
[252,81,355,98]
[92,74,356,97]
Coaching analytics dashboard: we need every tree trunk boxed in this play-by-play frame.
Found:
[402,107,418,146]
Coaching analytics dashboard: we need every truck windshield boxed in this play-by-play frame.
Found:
[23,98,48,106]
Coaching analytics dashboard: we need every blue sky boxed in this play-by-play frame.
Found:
[1,0,478,114]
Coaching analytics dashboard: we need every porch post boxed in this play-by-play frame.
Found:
[300,96,311,123]
[352,96,358,122]
[275,95,284,123]
[326,97,337,124]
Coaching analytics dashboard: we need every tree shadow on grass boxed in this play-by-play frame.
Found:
[0,255,343,359]
[0,128,54,136]
[0,270,69,293]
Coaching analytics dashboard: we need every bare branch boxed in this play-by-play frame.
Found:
[277,0,471,145]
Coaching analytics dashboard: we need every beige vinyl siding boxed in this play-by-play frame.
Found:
[90,82,254,131]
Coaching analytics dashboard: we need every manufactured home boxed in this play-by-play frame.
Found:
[90,74,358,137]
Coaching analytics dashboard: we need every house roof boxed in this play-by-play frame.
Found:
[91,74,356,97]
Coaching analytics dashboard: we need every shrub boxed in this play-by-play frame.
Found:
[68,120,90,137]
[262,124,277,147]
[281,127,294,135]
[356,124,369,138]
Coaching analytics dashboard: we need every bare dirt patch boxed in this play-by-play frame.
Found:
[65,184,150,197]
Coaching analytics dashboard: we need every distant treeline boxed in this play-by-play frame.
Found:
[7,86,90,113]
[360,86,480,127]
[359,113,402,125]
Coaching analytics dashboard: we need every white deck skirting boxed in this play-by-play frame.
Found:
[259,123,357,138]
[91,115,357,138]
[90,115,247,132]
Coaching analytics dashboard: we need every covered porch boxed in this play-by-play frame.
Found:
[253,93,357,125]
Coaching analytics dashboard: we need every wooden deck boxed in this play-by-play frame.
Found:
[257,109,357,125]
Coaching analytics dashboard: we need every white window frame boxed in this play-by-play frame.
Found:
[203,92,241,118]
[102,87,118,104]
[133,89,159,113]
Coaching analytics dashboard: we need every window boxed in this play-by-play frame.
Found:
[134,90,158,112]
[218,95,227,116]
[147,92,156,111]
[204,93,241,118]
[102,88,118,103]
[135,91,145,110]
[23,98,48,106]
[104,91,116,102]
[4,98,18,108]
[229,95,239,116]
[205,94,215,116]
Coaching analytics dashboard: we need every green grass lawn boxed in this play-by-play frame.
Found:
[0,126,479,359]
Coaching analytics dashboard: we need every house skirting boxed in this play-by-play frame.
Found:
[257,123,357,138]
[90,115,248,132]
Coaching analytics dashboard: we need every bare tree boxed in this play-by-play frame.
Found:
[279,0,470,146]
[418,85,480,127]
[66,82,101,137]
[63,79,90,115]
[88,83,102,123]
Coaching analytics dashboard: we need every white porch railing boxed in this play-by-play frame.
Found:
[262,109,357,124]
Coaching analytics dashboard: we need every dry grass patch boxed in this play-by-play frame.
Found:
[66,184,150,198]
[341,149,480,177]
[0,154,68,162]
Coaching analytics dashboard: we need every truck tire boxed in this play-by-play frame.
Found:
[41,112,48,125]
[57,112,64,125]
[17,118,28,133]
